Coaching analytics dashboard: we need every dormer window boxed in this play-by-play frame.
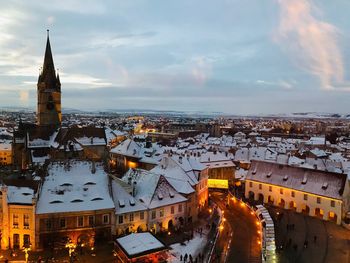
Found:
[118,199,125,208]
[129,198,135,206]
[322,182,328,190]
[266,172,272,178]
[283,175,289,181]
[302,176,307,184]
[157,193,163,200]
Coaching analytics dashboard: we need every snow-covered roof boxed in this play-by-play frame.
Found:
[36,160,114,214]
[116,232,166,257]
[7,186,34,204]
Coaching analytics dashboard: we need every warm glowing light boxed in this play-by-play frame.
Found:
[256,221,260,226]
[168,231,171,236]
[209,208,212,213]
[208,179,229,189]
[257,230,261,234]
[219,225,224,231]
[258,240,261,245]
[250,211,254,215]
[128,161,137,168]
[223,218,226,222]
[240,202,245,207]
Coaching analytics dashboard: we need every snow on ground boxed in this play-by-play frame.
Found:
[168,233,207,262]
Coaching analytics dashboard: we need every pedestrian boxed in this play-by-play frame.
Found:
[314,235,317,243]
[184,253,188,262]
[189,254,193,263]
[180,254,183,261]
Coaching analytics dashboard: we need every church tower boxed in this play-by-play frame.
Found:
[37,30,61,127]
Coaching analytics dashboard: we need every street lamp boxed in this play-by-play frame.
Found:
[22,246,31,263]
[65,239,76,263]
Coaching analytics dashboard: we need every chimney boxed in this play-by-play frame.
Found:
[132,181,137,197]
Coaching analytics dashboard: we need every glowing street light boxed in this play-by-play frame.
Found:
[22,246,31,263]
[65,239,76,263]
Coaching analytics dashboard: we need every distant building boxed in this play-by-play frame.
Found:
[0,142,12,165]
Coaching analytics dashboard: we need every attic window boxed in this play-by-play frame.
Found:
[118,199,125,207]
[266,172,272,178]
[302,176,308,184]
[283,175,289,181]
[84,182,96,186]
[22,193,31,196]
[71,199,83,203]
[50,200,63,204]
[91,197,103,201]
[158,193,163,200]
[169,192,175,198]
[60,183,73,187]
[252,168,257,175]
[322,182,328,190]
[129,198,135,206]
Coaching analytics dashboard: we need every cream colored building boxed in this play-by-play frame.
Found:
[245,161,349,225]
[0,185,37,250]
[0,142,12,165]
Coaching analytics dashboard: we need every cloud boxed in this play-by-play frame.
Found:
[275,0,344,90]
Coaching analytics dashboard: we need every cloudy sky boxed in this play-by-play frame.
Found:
[1,0,349,114]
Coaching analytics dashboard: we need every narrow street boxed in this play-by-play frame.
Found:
[211,191,262,263]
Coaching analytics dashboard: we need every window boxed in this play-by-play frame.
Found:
[259,184,262,190]
[13,214,18,228]
[330,200,335,207]
[151,210,156,219]
[77,216,84,227]
[118,215,123,224]
[159,208,164,217]
[171,206,175,214]
[280,188,283,195]
[178,204,183,213]
[88,216,95,226]
[291,191,295,198]
[23,214,30,229]
[317,197,321,204]
[249,182,253,188]
[269,186,272,192]
[45,219,52,230]
[304,194,308,201]
[60,218,66,228]
[140,211,144,220]
[129,213,134,222]
[103,214,110,224]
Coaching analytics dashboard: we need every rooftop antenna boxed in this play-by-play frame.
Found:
[47,29,49,38]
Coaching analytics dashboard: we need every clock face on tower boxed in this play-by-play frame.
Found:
[46,102,54,110]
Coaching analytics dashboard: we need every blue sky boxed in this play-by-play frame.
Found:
[0,0,349,114]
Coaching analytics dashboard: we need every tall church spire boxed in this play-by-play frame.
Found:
[37,30,62,127]
[39,29,59,90]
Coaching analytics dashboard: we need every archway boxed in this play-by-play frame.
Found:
[279,199,285,208]
[328,212,337,223]
[315,208,324,219]
[258,193,264,204]
[289,201,296,211]
[168,219,174,230]
[301,204,310,215]
[268,196,274,205]
[248,191,255,201]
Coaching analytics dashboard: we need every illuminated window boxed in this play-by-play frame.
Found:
[13,214,18,228]
[159,209,164,217]
[280,188,283,195]
[23,214,30,229]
